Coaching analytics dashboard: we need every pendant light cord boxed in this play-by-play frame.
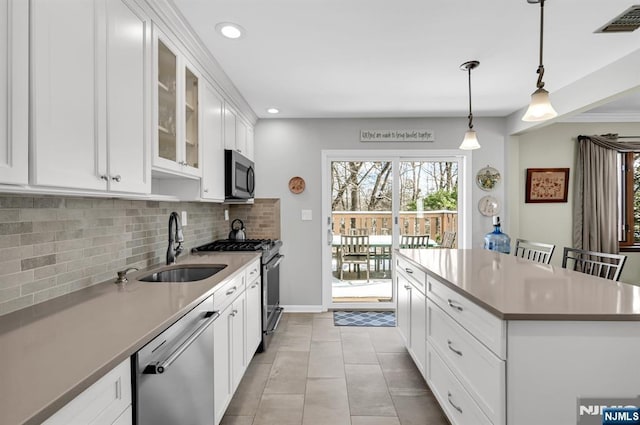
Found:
[467,67,474,130]
[536,0,546,89]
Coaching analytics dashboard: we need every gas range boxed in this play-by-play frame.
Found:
[192,239,283,263]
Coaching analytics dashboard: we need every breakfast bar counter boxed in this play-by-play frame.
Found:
[398,248,640,320]
[396,249,640,425]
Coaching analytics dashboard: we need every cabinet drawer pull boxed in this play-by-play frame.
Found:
[404,285,412,290]
[230,309,238,317]
[250,283,259,289]
[405,267,414,274]
[447,340,463,356]
[100,175,109,181]
[225,286,237,296]
[447,299,464,312]
[111,174,122,182]
[447,392,463,413]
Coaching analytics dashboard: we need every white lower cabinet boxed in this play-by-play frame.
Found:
[213,260,262,425]
[245,260,262,360]
[427,345,492,425]
[396,257,426,376]
[43,358,132,425]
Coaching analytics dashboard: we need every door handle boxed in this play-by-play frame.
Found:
[143,311,219,374]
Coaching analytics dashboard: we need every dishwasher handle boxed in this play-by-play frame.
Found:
[143,311,219,374]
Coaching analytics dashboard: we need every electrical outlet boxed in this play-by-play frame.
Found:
[181,211,188,226]
[224,210,229,221]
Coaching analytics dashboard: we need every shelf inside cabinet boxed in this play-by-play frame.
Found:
[158,80,171,92]
[158,125,173,135]
[185,102,195,113]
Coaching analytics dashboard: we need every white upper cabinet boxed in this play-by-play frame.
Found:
[224,103,254,160]
[105,0,150,194]
[200,83,225,201]
[153,33,201,178]
[0,0,28,185]
[31,0,150,194]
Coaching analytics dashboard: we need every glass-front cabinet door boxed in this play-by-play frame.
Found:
[184,66,199,169]
[154,33,200,177]
[157,39,177,163]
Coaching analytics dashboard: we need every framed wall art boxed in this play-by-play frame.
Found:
[525,168,570,203]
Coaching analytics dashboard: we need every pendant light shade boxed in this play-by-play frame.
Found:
[522,87,557,121]
[522,0,557,122]
[460,130,481,150]
[459,60,480,150]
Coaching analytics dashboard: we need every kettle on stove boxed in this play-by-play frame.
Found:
[228,219,246,241]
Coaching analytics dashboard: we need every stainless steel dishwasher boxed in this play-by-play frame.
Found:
[135,295,218,425]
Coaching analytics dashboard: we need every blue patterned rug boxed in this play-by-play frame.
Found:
[333,311,396,327]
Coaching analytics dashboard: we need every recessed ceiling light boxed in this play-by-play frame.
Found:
[215,22,244,39]
[267,108,280,114]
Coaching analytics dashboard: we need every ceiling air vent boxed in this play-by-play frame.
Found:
[596,5,640,33]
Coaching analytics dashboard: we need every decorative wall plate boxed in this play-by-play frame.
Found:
[476,166,501,191]
[288,176,306,194]
[478,195,500,217]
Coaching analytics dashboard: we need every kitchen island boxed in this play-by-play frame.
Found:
[0,251,260,425]
[396,248,640,425]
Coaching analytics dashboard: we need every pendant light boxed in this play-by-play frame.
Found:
[522,0,557,122]
[459,60,481,150]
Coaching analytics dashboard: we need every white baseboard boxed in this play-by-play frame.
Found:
[280,305,325,313]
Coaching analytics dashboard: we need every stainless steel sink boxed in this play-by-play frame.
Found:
[139,265,227,283]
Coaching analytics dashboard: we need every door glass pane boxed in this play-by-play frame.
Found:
[185,67,199,168]
[158,40,177,162]
[399,161,458,247]
[331,161,393,303]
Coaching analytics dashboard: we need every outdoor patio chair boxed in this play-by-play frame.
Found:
[561,247,626,281]
[399,235,430,249]
[514,239,555,264]
[340,235,370,282]
[349,228,369,236]
[440,231,456,248]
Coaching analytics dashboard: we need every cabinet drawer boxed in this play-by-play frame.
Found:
[427,276,505,358]
[245,258,260,285]
[43,358,131,425]
[397,257,426,295]
[214,273,245,312]
[426,346,492,425]
[428,300,505,425]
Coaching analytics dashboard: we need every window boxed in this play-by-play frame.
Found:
[619,152,640,248]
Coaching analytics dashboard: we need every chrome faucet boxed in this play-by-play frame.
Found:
[167,212,184,265]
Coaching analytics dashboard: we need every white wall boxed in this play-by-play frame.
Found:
[254,117,506,308]
[511,122,640,284]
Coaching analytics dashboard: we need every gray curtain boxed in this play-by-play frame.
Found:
[573,135,640,254]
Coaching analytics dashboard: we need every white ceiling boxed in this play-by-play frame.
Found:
[171,0,640,119]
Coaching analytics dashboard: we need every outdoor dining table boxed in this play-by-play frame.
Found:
[331,234,437,273]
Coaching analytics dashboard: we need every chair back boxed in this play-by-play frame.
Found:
[440,231,456,248]
[400,235,429,249]
[561,247,627,281]
[514,239,555,264]
[341,235,370,256]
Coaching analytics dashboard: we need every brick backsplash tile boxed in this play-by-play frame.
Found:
[0,294,34,315]
[0,222,33,236]
[0,210,20,222]
[0,195,279,316]
[21,254,56,271]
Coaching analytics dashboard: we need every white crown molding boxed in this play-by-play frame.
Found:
[138,0,257,125]
[559,112,640,123]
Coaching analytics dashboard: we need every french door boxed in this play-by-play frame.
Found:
[321,149,470,311]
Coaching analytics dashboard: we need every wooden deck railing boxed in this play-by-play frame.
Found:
[332,211,457,245]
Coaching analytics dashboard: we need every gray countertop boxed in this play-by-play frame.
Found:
[0,252,260,425]
[398,248,640,320]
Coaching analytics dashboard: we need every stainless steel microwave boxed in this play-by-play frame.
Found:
[225,149,255,199]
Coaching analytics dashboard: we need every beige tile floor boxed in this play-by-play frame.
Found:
[221,312,450,425]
